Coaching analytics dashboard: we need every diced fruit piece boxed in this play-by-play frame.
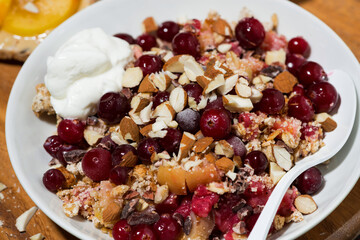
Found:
[131,224,156,240]
[109,166,130,185]
[159,128,182,154]
[200,108,231,140]
[255,88,284,115]
[113,220,131,240]
[136,34,157,51]
[288,95,314,122]
[157,166,187,195]
[2,0,79,36]
[114,33,135,44]
[298,61,327,87]
[191,185,219,218]
[157,21,180,42]
[306,82,338,113]
[244,151,268,174]
[288,37,311,58]
[172,32,200,58]
[0,0,12,26]
[42,169,65,192]
[82,148,112,182]
[185,164,220,192]
[294,167,323,195]
[98,92,130,124]
[137,138,161,164]
[235,17,265,50]
[153,214,181,240]
[294,195,318,214]
[185,212,215,240]
[57,119,84,144]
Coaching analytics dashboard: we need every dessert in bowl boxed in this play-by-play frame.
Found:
[6,0,360,239]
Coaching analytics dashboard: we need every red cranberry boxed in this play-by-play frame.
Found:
[277,191,295,217]
[285,54,306,77]
[288,95,315,122]
[97,92,130,124]
[56,144,79,166]
[192,185,219,218]
[82,148,112,181]
[156,194,179,214]
[176,108,201,134]
[235,17,265,50]
[159,128,182,154]
[57,119,84,144]
[200,108,231,140]
[172,32,200,58]
[135,55,163,76]
[137,138,161,164]
[292,84,305,96]
[306,82,338,113]
[152,91,170,110]
[174,197,192,218]
[153,214,181,240]
[43,135,64,158]
[301,125,319,140]
[205,97,225,111]
[215,194,244,233]
[136,34,157,51]
[288,37,311,58]
[183,83,203,104]
[245,213,260,232]
[157,21,180,42]
[244,151,268,174]
[113,220,131,240]
[298,61,327,87]
[112,144,137,166]
[42,169,65,192]
[294,167,323,195]
[226,135,247,158]
[131,224,156,240]
[109,166,130,185]
[256,88,285,115]
[114,33,135,44]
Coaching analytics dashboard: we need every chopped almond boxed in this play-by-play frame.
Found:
[273,145,293,171]
[218,74,238,95]
[122,67,143,88]
[193,137,214,153]
[269,162,286,185]
[214,140,234,158]
[152,102,176,124]
[294,195,318,214]
[212,18,233,37]
[273,215,285,230]
[151,72,171,91]
[215,157,235,172]
[315,113,337,132]
[163,55,193,73]
[120,116,140,142]
[265,49,286,65]
[102,202,122,223]
[131,95,151,113]
[204,74,225,94]
[235,82,252,98]
[140,124,153,137]
[119,151,138,167]
[170,86,188,113]
[15,206,38,232]
[138,74,158,93]
[142,17,158,33]
[178,132,196,160]
[273,71,298,93]
[223,95,253,112]
[184,58,204,81]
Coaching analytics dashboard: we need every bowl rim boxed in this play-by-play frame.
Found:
[5,0,360,239]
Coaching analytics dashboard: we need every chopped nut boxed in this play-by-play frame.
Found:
[273,71,298,93]
[215,140,234,158]
[184,58,205,81]
[218,74,238,95]
[265,49,286,65]
[217,43,232,54]
[273,145,293,171]
[122,67,143,88]
[120,116,140,142]
[315,113,337,132]
[212,18,233,37]
[235,82,252,98]
[204,74,225,94]
[266,129,282,141]
[119,151,138,167]
[139,102,153,123]
[233,155,243,168]
[140,124,153,137]
[15,206,38,232]
[152,72,171,91]
[269,162,286,185]
[215,157,235,172]
[102,202,122,223]
[178,72,190,85]
[170,86,188,113]
[178,132,196,159]
[294,195,318,214]
[154,185,169,204]
[152,102,176,124]
[273,215,285,230]
[196,75,211,89]
[163,55,194,73]
[223,95,253,112]
[138,74,158,93]
[250,87,263,103]
[84,129,103,146]
[142,17,157,33]
[136,199,149,211]
[205,153,217,163]
[0,182,7,192]
[131,95,151,113]
[111,185,130,198]
[192,137,214,153]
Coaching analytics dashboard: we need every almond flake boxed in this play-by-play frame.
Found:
[102,202,122,223]
[16,206,38,232]
[178,132,196,160]
[273,145,293,171]
[140,124,153,137]
[184,58,204,81]
[269,162,286,185]
[139,102,153,123]
[131,95,151,113]
[142,17,158,33]
[265,49,286,65]
[294,195,318,214]
[215,140,234,158]
[217,43,232,54]
[152,72,171,91]
[170,87,188,113]
[122,67,143,88]
[120,116,140,142]
[204,74,225,94]
[163,55,194,73]
[315,113,337,132]
[273,71,298,93]
[178,72,190,85]
[215,157,235,172]
[218,74,238,95]
[223,95,253,112]
[193,137,214,153]
[138,75,158,93]
[235,82,252,98]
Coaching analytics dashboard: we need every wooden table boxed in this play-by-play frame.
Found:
[0,0,359,239]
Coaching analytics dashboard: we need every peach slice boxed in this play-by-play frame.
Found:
[185,163,221,192]
[0,0,12,26]
[2,0,79,36]
[157,166,187,195]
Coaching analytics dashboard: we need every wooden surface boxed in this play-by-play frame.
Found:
[0,0,359,239]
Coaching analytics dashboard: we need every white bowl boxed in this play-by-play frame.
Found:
[6,0,360,239]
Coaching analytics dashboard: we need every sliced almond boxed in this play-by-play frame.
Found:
[122,67,143,88]
[84,129,103,146]
[138,74,158,93]
[212,18,233,37]
[223,95,253,112]
[102,202,122,223]
[30,233,45,240]
[152,72,171,91]
[120,116,140,142]
[215,157,235,172]
[315,113,337,132]
[178,132,196,160]
[265,49,286,65]
[178,72,190,85]
[204,74,225,94]
[193,137,214,153]
[196,75,212,89]
[269,162,286,185]
[214,140,234,158]
[273,215,285,231]
[140,124,153,137]
[294,195,318,214]
[15,206,38,232]
[139,102,153,124]
[131,95,151,113]
[154,185,169,204]
[163,55,193,73]
[170,87,188,113]
[273,145,293,171]
[235,82,252,98]
[111,132,128,145]
[152,102,176,124]
[250,87,263,103]
[273,71,298,93]
[184,58,205,81]
[218,74,238,95]
[217,43,232,54]
[129,109,144,125]
[142,17,157,33]
[119,151,138,167]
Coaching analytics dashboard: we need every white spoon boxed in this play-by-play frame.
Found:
[248,70,357,240]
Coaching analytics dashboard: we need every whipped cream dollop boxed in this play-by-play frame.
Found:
[44,28,133,119]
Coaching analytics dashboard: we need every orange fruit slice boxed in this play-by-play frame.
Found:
[0,0,12,26]
[2,0,79,36]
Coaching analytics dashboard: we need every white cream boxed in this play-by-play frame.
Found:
[45,28,133,119]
